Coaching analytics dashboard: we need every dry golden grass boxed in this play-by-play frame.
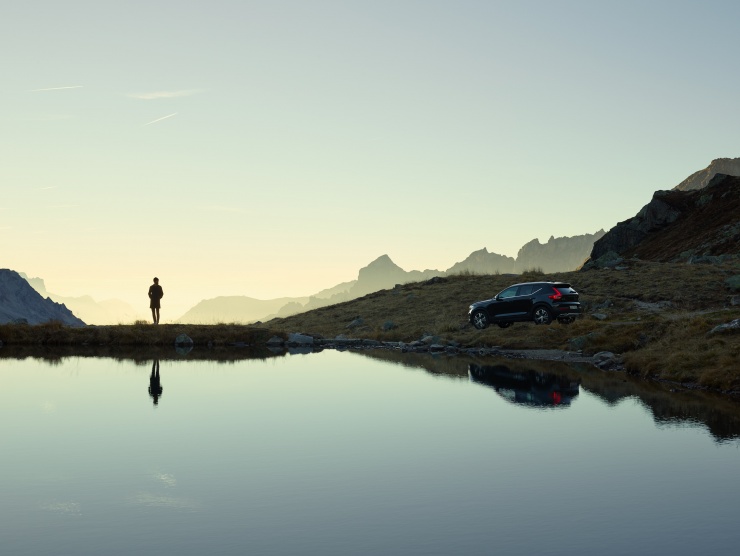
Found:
[0,322,278,347]
[623,314,740,390]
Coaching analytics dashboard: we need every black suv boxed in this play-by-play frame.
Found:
[468,282,581,329]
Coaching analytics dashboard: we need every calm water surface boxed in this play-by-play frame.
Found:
[1,350,739,556]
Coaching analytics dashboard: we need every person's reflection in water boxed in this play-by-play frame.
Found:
[148,359,163,406]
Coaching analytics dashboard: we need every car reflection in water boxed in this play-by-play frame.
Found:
[469,364,581,408]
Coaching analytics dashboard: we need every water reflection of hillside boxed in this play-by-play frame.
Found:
[359,350,740,442]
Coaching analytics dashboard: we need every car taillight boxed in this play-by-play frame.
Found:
[548,287,562,301]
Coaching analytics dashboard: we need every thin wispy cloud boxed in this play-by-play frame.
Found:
[144,113,178,126]
[30,85,83,92]
[129,89,201,100]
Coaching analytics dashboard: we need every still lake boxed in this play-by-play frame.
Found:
[2,349,740,556]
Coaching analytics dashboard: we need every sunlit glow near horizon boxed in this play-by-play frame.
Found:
[3,1,740,320]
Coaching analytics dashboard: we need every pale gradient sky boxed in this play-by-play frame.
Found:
[2,1,740,319]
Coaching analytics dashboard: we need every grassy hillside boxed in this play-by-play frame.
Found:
[264,261,740,392]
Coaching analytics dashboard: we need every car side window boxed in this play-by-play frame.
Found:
[498,287,518,299]
[517,285,533,296]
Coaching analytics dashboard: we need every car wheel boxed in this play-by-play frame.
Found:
[471,309,488,330]
[497,321,512,329]
[533,306,552,325]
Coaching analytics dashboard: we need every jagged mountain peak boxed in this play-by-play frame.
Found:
[363,254,401,270]
[674,157,740,191]
[357,255,406,280]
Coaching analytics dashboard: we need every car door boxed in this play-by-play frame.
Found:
[487,286,517,319]
[509,284,535,317]
[490,286,519,318]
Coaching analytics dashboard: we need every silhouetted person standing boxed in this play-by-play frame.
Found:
[148,277,164,324]
[148,359,163,405]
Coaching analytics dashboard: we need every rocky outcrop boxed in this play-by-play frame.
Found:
[708,319,740,335]
[589,191,682,260]
[674,157,740,191]
[0,269,86,326]
[588,174,740,263]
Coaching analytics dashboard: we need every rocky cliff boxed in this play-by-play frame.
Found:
[589,174,740,263]
[0,269,86,326]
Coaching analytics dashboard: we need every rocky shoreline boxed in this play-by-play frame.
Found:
[255,332,623,370]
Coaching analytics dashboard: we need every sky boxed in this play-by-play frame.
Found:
[2,0,740,320]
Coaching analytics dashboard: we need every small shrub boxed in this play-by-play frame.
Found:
[520,267,545,281]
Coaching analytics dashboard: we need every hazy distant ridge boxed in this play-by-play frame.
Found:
[176,231,604,324]
[177,296,310,325]
[20,273,145,325]
[516,232,606,271]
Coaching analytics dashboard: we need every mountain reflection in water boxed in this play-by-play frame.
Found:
[468,363,581,408]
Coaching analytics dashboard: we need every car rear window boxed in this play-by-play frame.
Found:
[555,286,575,294]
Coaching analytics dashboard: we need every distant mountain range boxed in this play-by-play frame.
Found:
[20,273,144,325]
[0,269,85,326]
[6,157,739,327]
[177,230,605,324]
